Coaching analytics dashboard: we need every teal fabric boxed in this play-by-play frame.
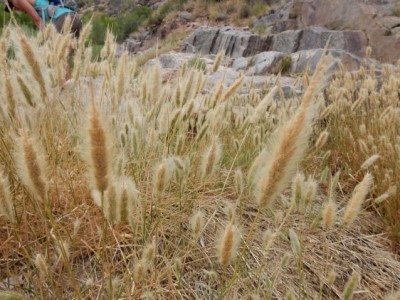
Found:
[34,0,73,22]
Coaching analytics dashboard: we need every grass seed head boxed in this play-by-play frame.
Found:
[0,172,15,223]
[343,173,373,226]
[360,154,380,170]
[322,200,336,230]
[342,271,360,300]
[217,222,240,267]
[34,254,48,281]
[87,105,111,193]
[15,132,48,202]
[255,106,313,209]
[200,136,222,181]
[190,210,205,240]
[315,130,329,150]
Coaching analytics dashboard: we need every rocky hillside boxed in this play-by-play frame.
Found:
[88,0,400,64]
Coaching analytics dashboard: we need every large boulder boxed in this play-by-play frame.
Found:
[248,51,286,75]
[270,29,302,53]
[294,0,400,63]
[271,27,367,57]
[182,26,272,58]
[289,48,369,74]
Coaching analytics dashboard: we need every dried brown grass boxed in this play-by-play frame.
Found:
[0,24,399,300]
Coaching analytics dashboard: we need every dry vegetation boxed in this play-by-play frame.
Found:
[0,23,399,299]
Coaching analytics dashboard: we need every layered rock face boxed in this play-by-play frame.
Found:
[183,26,367,59]
[254,0,400,63]
[183,25,370,75]
[182,27,272,58]
[181,0,399,76]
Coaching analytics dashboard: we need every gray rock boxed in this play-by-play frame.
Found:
[289,48,364,74]
[179,11,193,22]
[232,57,249,71]
[270,29,302,53]
[182,26,272,58]
[380,16,400,29]
[295,0,400,63]
[392,27,400,36]
[206,68,241,87]
[124,38,142,53]
[298,27,367,58]
[146,52,195,69]
[253,0,298,34]
[248,51,285,75]
[270,26,367,57]
[273,85,300,101]
[158,54,180,69]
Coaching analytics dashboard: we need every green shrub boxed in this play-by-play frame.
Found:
[114,6,152,43]
[280,56,292,74]
[252,3,269,18]
[84,6,152,45]
[89,14,116,45]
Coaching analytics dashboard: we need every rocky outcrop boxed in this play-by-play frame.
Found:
[182,27,272,58]
[268,27,356,54]
[247,51,286,75]
[251,0,400,63]
[289,49,368,74]
[183,25,368,73]
[294,0,400,63]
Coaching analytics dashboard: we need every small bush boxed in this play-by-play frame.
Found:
[84,6,152,45]
[89,14,116,45]
[252,3,269,18]
[114,6,152,43]
[280,55,292,74]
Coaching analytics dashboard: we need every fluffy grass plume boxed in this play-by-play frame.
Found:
[190,210,205,240]
[217,222,240,267]
[360,154,380,170]
[342,271,360,300]
[17,34,48,99]
[253,54,333,208]
[343,173,373,226]
[33,253,49,281]
[255,107,313,208]
[116,176,138,223]
[0,24,399,299]
[0,291,27,300]
[0,171,15,222]
[249,86,278,124]
[315,130,329,149]
[200,136,222,181]
[291,172,305,209]
[1,67,16,118]
[86,105,111,194]
[15,132,48,201]
[322,200,336,230]
[153,159,172,198]
[212,50,224,73]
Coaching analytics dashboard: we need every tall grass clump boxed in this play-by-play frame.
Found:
[0,22,399,300]
[316,61,400,242]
